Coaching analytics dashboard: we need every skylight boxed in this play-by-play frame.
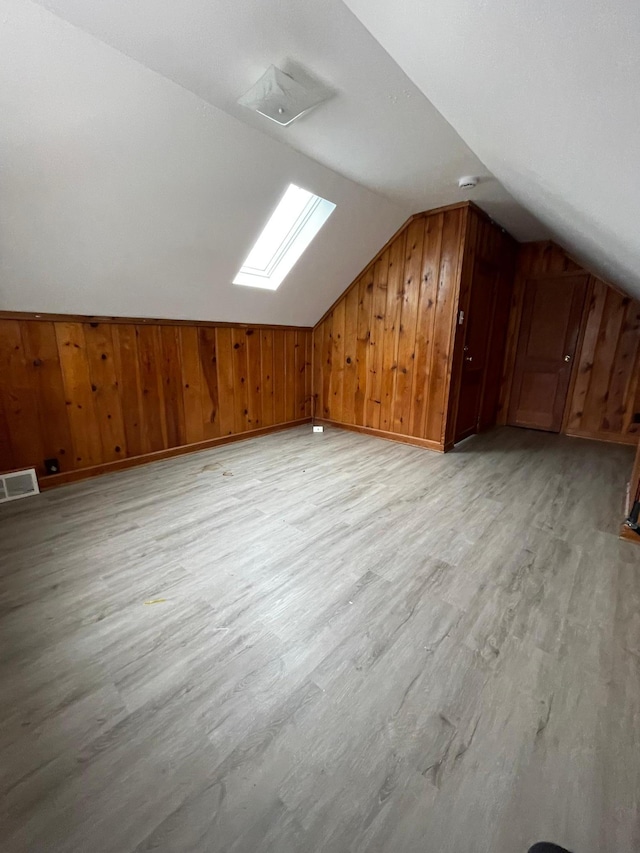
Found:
[233,184,336,290]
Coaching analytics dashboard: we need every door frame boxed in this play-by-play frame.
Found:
[453,260,501,443]
[504,271,592,432]
[559,276,595,432]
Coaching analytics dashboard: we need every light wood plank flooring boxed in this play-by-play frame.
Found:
[1,425,638,853]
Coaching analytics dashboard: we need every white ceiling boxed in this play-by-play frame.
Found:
[6,0,635,324]
[0,0,406,326]
[29,0,545,240]
[343,0,640,299]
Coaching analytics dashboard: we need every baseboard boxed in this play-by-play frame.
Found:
[38,419,312,489]
[314,419,445,452]
[564,429,639,447]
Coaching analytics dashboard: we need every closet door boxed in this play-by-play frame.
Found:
[508,273,588,431]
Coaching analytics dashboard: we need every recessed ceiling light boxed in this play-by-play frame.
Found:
[238,65,331,127]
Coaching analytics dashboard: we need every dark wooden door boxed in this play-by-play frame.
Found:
[508,274,588,432]
[455,260,499,442]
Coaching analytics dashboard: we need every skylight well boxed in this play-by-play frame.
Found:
[233,184,336,290]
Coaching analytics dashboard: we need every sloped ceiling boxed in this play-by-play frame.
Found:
[343,0,640,299]
[26,0,545,238]
[1,0,546,327]
[0,0,406,326]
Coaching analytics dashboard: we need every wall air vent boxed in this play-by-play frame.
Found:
[0,468,40,504]
[238,65,332,126]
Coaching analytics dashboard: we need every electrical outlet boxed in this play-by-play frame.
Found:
[44,458,60,475]
[312,425,324,433]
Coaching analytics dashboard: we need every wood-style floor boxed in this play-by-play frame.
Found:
[1,425,638,853]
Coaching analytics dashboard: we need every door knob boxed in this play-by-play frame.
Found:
[465,356,473,362]
[564,354,571,362]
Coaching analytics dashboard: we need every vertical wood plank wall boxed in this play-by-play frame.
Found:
[565,280,640,443]
[499,242,640,445]
[313,206,467,450]
[3,217,638,492]
[445,207,517,446]
[0,317,312,482]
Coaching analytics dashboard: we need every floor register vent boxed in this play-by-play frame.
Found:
[0,469,40,504]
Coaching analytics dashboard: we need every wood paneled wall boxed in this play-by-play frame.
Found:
[313,203,516,450]
[445,206,517,446]
[313,205,467,450]
[4,220,636,492]
[499,242,640,445]
[565,280,640,443]
[0,315,311,483]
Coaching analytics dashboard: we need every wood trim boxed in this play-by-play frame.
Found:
[412,201,471,218]
[35,419,312,489]
[411,201,513,233]
[564,429,639,447]
[314,418,445,452]
[0,310,312,333]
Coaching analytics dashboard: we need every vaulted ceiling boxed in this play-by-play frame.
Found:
[0,0,405,326]
[343,0,640,299]
[27,0,543,235]
[1,0,637,325]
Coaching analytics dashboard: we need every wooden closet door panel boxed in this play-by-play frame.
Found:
[508,274,588,431]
